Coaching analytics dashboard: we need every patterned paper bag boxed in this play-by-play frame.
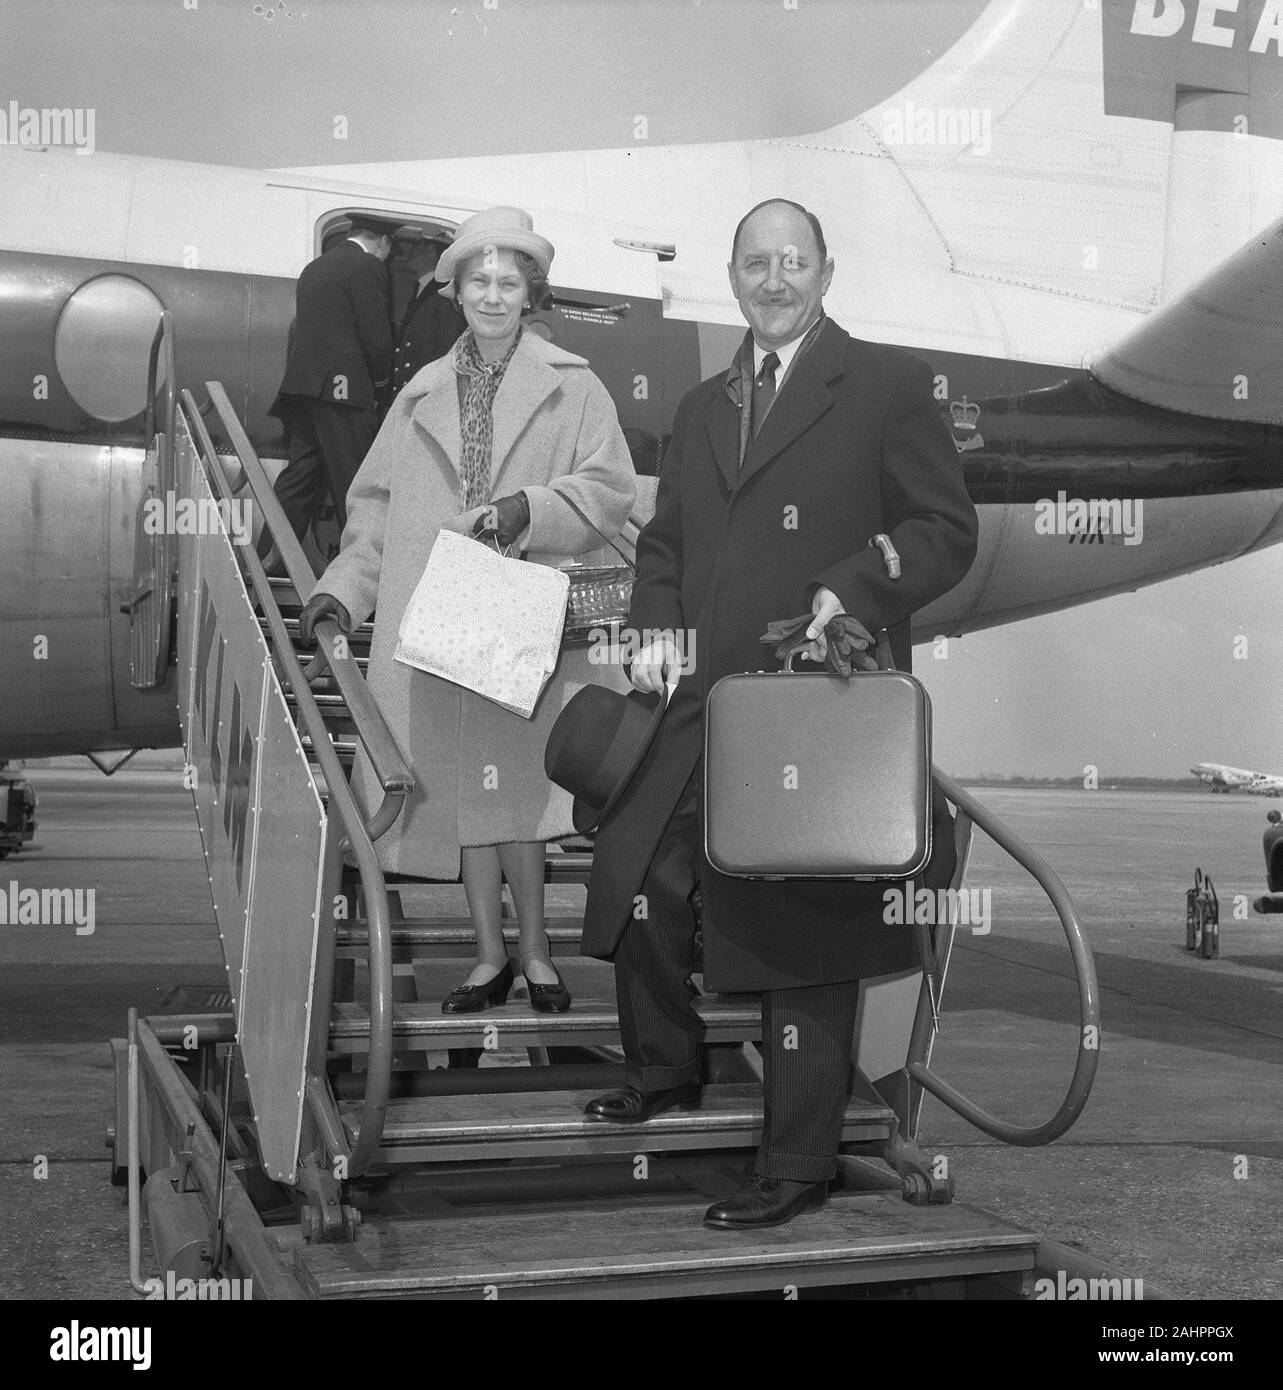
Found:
[394,529,570,718]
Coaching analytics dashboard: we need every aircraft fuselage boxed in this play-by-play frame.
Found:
[1,145,1281,758]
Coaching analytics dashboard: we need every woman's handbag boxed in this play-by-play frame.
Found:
[557,495,635,646]
[703,622,932,880]
[563,563,634,644]
[394,529,570,718]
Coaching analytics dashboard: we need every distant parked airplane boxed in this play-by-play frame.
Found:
[1191,764,1283,796]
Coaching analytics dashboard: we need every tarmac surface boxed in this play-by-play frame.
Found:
[1,757,1279,1300]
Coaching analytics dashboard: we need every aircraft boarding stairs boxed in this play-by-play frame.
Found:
[114,378,1101,1300]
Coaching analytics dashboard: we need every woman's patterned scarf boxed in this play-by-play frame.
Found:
[452,327,523,510]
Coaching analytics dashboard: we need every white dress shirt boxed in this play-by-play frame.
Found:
[752,314,822,387]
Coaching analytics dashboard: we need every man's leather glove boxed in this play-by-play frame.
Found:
[298,592,351,645]
[760,612,880,676]
[472,491,531,548]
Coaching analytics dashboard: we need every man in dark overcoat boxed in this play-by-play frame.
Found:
[268,215,396,548]
[579,199,979,1228]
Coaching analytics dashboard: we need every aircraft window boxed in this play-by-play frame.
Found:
[54,274,165,423]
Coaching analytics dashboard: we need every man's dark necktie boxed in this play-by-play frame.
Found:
[751,350,779,438]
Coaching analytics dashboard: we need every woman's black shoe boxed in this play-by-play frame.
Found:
[522,959,571,1013]
[441,960,514,1014]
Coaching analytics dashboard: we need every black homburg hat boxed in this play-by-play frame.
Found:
[544,684,669,834]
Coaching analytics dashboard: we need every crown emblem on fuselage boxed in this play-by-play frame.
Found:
[950,396,984,452]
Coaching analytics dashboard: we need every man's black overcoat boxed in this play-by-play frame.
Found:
[275,239,392,413]
[580,318,979,992]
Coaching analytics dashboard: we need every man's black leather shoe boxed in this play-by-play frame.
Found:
[583,1082,700,1123]
[703,1174,828,1229]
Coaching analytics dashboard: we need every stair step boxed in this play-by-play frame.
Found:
[294,1187,1037,1299]
[337,916,584,955]
[364,853,595,886]
[282,691,349,714]
[299,661,369,683]
[302,733,357,760]
[266,574,300,603]
[544,851,592,883]
[329,992,761,1051]
[339,1083,892,1165]
[332,1061,627,1100]
[260,613,375,642]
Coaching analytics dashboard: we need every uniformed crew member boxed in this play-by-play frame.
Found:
[267,215,396,551]
[389,234,464,398]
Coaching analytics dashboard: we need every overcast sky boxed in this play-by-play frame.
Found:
[926,546,1282,779]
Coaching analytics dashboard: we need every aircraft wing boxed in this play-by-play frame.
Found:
[1195,764,1253,786]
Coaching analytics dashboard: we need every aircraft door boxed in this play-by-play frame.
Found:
[126,311,176,689]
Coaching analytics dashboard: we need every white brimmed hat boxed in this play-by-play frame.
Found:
[435,206,554,299]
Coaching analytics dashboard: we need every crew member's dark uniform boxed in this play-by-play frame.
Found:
[390,280,463,395]
[270,236,392,541]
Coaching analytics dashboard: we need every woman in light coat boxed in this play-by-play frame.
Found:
[299,207,635,1014]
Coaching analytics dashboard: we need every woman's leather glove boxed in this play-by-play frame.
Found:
[472,491,531,548]
[298,592,351,645]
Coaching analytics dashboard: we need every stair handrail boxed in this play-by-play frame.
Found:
[202,383,413,828]
[908,768,1100,1146]
[180,388,395,1176]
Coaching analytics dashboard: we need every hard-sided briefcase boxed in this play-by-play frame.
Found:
[704,644,932,881]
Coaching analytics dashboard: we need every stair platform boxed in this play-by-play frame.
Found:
[293,1184,1037,1299]
[338,1083,893,1165]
